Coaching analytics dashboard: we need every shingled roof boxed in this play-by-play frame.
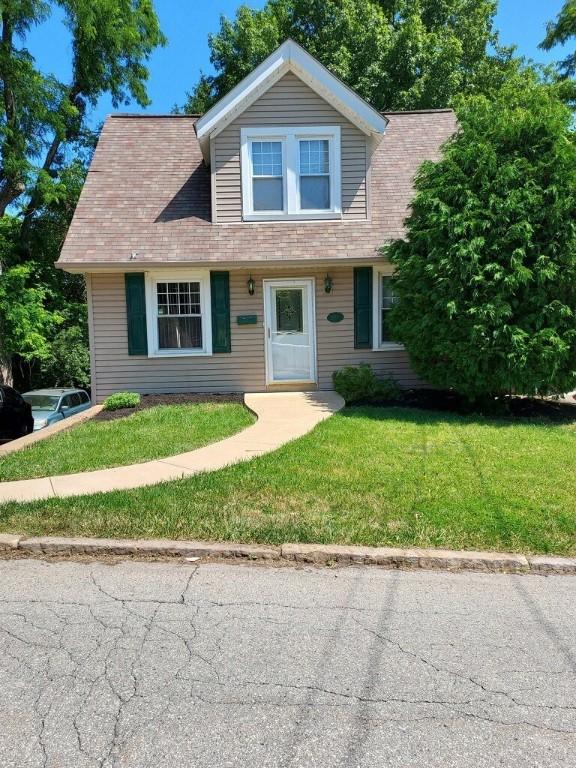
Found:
[57,109,456,270]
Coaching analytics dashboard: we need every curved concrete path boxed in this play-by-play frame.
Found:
[0,392,344,504]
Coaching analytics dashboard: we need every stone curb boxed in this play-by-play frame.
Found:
[0,535,575,574]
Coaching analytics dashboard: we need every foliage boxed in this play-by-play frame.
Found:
[182,0,518,114]
[385,74,576,401]
[541,0,576,77]
[333,363,399,403]
[38,326,90,389]
[0,263,62,368]
[103,392,141,411]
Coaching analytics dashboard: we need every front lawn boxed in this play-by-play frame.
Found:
[0,402,254,480]
[1,406,575,555]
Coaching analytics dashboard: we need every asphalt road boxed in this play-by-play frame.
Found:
[0,559,575,767]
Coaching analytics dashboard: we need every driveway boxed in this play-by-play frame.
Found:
[0,559,575,767]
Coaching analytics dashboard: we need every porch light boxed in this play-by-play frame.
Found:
[324,274,333,294]
[247,275,255,296]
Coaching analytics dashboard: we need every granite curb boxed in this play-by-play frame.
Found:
[0,534,575,574]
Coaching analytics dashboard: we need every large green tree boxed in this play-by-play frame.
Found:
[183,0,516,114]
[0,0,165,386]
[385,75,576,401]
[541,0,576,77]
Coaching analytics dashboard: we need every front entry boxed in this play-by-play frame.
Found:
[264,279,317,384]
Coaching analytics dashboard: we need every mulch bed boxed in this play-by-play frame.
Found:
[94,393,245,423]
[364,389,576,423]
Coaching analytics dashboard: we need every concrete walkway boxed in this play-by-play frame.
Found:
[0,392,344,504]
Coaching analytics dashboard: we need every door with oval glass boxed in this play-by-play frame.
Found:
[264,279,316,383]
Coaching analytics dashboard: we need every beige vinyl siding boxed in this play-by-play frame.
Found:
[90,267,419,401]
[213,72,368,223]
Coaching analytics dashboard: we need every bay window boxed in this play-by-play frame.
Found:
[241,126,341,220]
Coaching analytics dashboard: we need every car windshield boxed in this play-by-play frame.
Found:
[23,394,60,411]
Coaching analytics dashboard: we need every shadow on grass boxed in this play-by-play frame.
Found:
[337,402,576,430]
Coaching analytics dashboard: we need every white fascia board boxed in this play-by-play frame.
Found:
[195,39,388,163]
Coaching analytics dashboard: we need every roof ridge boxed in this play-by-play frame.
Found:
[108,113,201,119]
[382,108,455,115]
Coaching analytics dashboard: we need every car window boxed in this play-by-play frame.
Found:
[70,393,82,407]
[60,395,74,410]
[80,392,90,404]
[24,394,60,410]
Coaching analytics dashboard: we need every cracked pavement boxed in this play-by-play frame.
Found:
[0,560,575,767]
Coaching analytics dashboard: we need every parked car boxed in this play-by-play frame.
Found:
[0,385,34,441]
[22,388,92,432]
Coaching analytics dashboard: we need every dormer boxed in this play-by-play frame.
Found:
[195,39,387,224]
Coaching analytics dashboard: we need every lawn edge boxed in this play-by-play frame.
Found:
[1,534,575,575]
[0,405,104,458]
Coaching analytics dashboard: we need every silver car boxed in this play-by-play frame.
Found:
[22,388,92,431]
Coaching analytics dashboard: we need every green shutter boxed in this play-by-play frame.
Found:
[354,267,373,349]
[210,271,231,353]
[124,273,148,356]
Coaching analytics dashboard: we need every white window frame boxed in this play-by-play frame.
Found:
[241,126,341,221]
[145,270,213,358]
[372,267,404,351]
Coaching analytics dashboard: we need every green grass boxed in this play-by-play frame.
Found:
[0,403,254,481]
[1,406,576,555]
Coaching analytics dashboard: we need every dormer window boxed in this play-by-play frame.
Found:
[241,126,341,221]
[251,140,284,212]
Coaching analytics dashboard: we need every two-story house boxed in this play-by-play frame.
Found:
[57,40,456,402]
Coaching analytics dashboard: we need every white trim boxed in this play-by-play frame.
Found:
[85,274,98,403]
[195,39,387,162]
[372,266,404,352]
[144,270,213,358]
[263,278,317,385]
[241,126,341,221]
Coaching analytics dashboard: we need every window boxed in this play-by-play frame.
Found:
[373,269,403,350]
[145,272,212,357]
[380,276,398,343]
[251,141,284,212]
[299,139,330,210]
[157,281,202,350]
[241,126,341,220]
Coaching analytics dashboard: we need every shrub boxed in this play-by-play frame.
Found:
[103,392,141,411]
[385,75,576,401]
[333,364,399,403]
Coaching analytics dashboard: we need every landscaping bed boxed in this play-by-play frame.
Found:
[0,401,254,481]
[1,404,575,556]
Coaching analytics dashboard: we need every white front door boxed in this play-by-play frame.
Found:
[264,279,316,384]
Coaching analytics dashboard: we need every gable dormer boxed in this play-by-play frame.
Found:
[195,40,387,224]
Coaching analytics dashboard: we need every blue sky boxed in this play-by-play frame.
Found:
[27,0,568,127]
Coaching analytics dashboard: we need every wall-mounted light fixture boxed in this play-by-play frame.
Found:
[324,274,333,294]
[247,275,255,296]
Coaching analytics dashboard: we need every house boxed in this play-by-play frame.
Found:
[57,40,456,402]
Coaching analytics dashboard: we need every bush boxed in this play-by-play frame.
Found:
[333,364,399,403]
[385,75,576,400]
[103,392,141,411]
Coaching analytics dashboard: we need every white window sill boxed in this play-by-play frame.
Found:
[243,211,342,222]
[371,343,405,352]
[148,349,211,358]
